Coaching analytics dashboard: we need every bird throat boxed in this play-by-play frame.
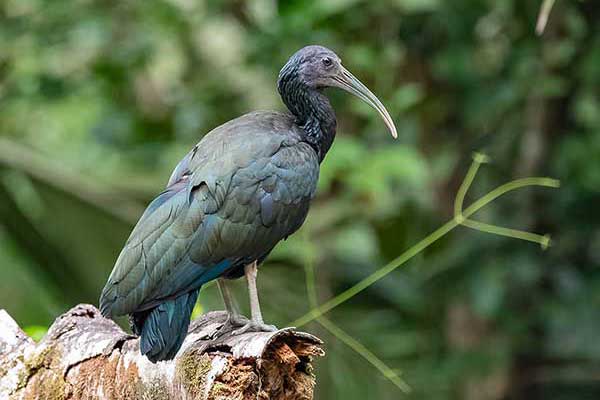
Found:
[278,72,336,162]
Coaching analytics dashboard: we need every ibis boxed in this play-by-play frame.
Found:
[100,45,397,362]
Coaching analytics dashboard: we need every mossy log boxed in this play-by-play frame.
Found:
[0,304,324,399]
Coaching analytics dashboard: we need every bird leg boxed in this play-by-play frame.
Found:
[217,279,242,320]
[231,261,277,335]
[213,279,249,337]
[246,261,264,324]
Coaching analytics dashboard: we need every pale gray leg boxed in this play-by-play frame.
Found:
[246,261,264,324]
[213,279,248,337]
[232,261,277,335]
[217,279,239,316]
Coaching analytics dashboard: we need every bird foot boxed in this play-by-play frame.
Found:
[210,313,250,339]
[231,320,277,336]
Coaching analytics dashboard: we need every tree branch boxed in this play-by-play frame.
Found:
[0,305,324,400]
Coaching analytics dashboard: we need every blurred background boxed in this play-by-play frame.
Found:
[1,0,599,398]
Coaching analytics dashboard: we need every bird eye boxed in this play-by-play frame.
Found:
[322,57,333,67]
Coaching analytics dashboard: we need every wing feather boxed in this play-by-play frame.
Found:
[100,112,320,317]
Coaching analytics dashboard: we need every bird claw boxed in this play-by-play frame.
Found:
[227,313,250,327]
[231,321,277,336]
[210,313,250,339]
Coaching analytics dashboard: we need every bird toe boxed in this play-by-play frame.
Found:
[231,321,278,336]
[210,313,251,339]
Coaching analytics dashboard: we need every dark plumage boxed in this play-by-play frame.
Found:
[99,45,396,362]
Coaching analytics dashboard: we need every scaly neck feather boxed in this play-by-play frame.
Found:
[277,64,336,162]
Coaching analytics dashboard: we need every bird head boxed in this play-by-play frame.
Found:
[278,45,397,138]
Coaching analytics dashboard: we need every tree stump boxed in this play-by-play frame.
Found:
[0,304,324,399]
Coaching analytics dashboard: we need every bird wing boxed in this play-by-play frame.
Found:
[99,176,207,316]
[100,111,319,317]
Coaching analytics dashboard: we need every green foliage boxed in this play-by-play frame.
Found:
[22,325,48,342]
[0,0,598,399]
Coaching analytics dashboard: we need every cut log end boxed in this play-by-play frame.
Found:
[0,304,325,400]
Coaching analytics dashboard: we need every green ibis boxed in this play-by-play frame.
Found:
[100,45,397,362]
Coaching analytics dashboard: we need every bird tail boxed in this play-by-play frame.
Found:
[130,289,200,363]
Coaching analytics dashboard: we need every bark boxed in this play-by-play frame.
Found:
[0,304,324,400]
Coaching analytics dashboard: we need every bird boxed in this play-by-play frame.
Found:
[99,45,397,363]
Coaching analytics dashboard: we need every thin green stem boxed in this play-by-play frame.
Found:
[302,235,410,393]
[462,177,559,217]
[293,154,559,394]
[453,153,557,249]
[461,219,551,249]
[454,152,488,222]
[304,249,319,309]
[317,315,411,393]
[291,164,558,327]
[291,218,458,327]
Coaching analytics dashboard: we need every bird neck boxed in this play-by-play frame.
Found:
[278,75,336,162]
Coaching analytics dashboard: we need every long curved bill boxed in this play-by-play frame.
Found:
[332,65,397,139]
